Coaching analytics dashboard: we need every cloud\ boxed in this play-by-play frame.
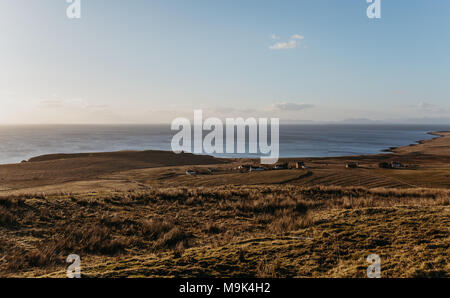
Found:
[418,101,436,110]
[38,100,65,109]
[269,40,297,50]
[291,34,304,40]
[416,101,450,114]
[270,34,280,40]
[269,33,305,50]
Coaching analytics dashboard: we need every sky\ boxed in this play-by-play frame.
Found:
[0,0,449,124]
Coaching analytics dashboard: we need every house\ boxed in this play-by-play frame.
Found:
[391,161,404,169]
[296,161,305,169]
[186,170,197,175]
[249,166,264,172]
[238,164,251,170]
[345,162,358,169]
[274,163,288,170]
[288,161,306,169]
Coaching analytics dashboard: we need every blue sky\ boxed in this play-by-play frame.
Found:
[0,0,449,123]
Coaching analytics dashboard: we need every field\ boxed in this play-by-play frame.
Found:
[0,185,448,278]
[0,131,449,278]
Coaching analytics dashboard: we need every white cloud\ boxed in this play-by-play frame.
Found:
[38,100,65,109]
[269,33,305,50]
[269,40,297,50]
[415,101,450,114]
[291,34,304,40]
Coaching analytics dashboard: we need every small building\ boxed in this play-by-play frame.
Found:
[288,161,306,169]
[249,166,264,172]
[296,161,305,169]
[391,161,404,169]
[345,162,358,169]
[186,170,197,175]
[274,163,288,170]
[238,164,251,170]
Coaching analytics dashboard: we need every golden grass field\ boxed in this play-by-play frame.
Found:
[0,131,449,278]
